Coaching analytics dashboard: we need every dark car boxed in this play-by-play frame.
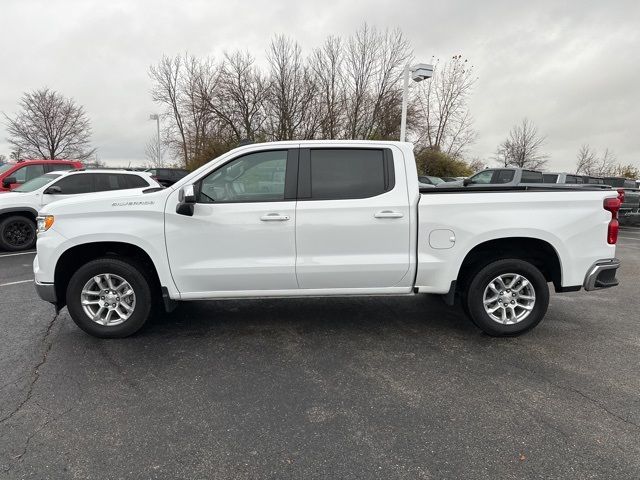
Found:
[145,168,190,187]
[441,168,544,187]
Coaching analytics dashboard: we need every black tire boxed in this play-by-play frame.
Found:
[465,259,549,336]
[66,257,153,338]
[0,215,36,251]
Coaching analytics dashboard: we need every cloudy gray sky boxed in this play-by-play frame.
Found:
[1,0,638,171]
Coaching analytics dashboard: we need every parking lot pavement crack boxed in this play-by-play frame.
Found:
[8,406,73,467]
[510,362,640,431]
[0,312,59,425]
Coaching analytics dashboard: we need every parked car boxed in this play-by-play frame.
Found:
[145,168,190,187]
[0,169,159,251]
[34,141,620,339]
[602,177,640,220]
[442,168,544,187]
[0,159,83,192]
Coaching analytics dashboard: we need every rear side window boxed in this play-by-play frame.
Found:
[521,170,543,183]
[53,174,92,194]
[45,163,75,173]
[542,174,558,183]
[565,175,578,184]
[124,175,150,188]
[495,170,515,183]
[93,174,149,191]
[304,149,392,200]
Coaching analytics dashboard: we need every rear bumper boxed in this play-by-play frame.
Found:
[583,258,620,291]
[34,280,57,303]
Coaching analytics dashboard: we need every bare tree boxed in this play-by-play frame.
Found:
[415,55,477,157]
[495,118,548,169]
[266,35,319,140]
[150,55,189,165]
[311,36,345,139]
[594,148,617,176]
[204,51,269,141]
[575,144,597,174]
[575,145,618,176]
[145,136,167,167]
[4,88,95,160]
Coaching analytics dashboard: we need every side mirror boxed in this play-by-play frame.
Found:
[2,177,16,188]
[179,184,197,204]
[176,184,196,216]
[463,178,472,187]
[43,185,62,195]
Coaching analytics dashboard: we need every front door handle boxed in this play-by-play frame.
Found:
[260,213,290,221]
[374,210,404,219]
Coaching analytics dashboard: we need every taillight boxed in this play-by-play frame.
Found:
[604,197,621,244]
[617,188,625,204]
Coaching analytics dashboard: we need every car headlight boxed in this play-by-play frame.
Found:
[36,215,55,234]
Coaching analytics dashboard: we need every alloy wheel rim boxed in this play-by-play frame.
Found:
[482,273,536,325]
[81,273,136,326]
[5,220,33,247]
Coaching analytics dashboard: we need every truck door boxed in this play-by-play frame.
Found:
[295,147,411,289]
[164,148,299,295]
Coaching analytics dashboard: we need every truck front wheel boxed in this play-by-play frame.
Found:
[465,259,549,336]
[66,257,152,338]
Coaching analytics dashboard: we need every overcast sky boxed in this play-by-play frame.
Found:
[1,0,638,171]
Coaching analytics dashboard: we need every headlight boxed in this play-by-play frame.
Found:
[36,215,55,234]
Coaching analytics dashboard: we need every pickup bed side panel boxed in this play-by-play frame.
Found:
[415,191,616,293]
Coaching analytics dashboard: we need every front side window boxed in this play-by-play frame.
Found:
[199,150,288,203]
[308,149,389,200]
[469,170,494,184]
[52,174,92,194]
[13,164,45,183]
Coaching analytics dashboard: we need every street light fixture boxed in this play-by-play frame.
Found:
[400,63,433,142]
[149,114,161,167]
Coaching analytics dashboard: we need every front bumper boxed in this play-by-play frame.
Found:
[583,258,620,291]
[34,279,57,303]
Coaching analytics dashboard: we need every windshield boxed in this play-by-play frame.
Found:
[14,172,63,192]
[425,176,444,185]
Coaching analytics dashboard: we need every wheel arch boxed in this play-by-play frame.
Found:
[0,207,39,222]
[54,241,163,310]
[456,237,563,293]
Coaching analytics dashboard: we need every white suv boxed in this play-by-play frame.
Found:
[0,169,160,251]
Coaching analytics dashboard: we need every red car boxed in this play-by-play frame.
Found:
[0,159,83,192]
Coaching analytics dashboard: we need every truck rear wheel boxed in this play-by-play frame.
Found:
[0,215,36,251]
[465,259,549,336]
[66,257,152,338]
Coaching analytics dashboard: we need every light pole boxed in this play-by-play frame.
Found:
[149,114,161,167]
[400,63,434,142]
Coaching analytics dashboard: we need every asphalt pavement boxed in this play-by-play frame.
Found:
[0,230,639,479]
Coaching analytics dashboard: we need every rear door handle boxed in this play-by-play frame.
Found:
[260,213,290,221]
[374,210,404,219]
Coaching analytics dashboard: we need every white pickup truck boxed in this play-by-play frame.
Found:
[33,141,621,338]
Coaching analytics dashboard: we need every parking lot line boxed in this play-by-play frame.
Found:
[0,250,36,258]
[0,279,33,288]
